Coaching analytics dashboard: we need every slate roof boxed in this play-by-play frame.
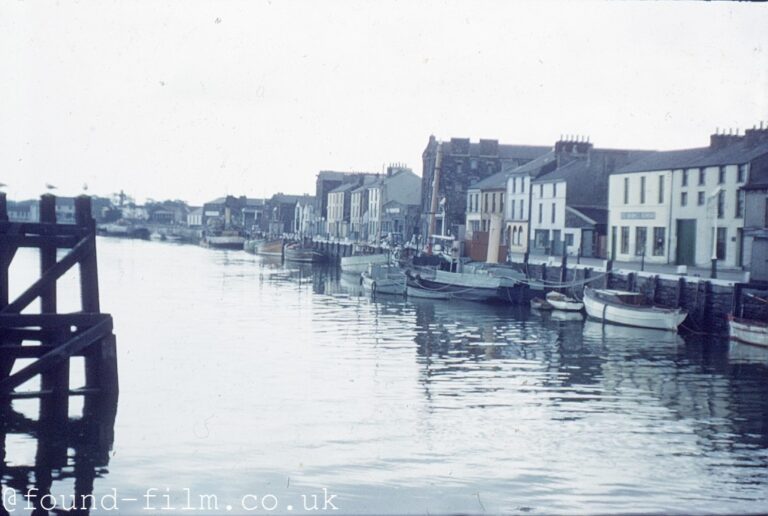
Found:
[471,170,509,190]
[503,151,557,176]
[329,183,358,194]
[616,140,768,174]
[442,140,550,160]
[568,206,608,225]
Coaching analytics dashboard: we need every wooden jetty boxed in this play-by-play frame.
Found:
[0,193,118,513]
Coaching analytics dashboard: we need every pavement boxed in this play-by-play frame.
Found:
[508,252,749,284]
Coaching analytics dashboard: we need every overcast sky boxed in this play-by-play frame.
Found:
[1,1,766,205]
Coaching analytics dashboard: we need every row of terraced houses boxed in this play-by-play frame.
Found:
[419,125,768,282]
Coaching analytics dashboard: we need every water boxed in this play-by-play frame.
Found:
[4,237,768,514]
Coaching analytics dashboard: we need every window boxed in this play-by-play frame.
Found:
[551,203,556,224]
[471,220,480,232]
[736,190,745,218]
[512,177,517,193]
[510,199,516,219]
[716,227,727,260]
[534,229,549,248]
[565,233,574,247]
[682,169,688,187]
[718,166,726,185]
[698,168,705,186]
[538,203,543,223]
[623,177,629,204]
[620,226,630,254]
[520,200,525,220]
[484,193,489,213]
[456,161,463,174]
[681,192,688,206]
[738,163,747,183]
[521,179,525,194]
[491,193,496,212]
[635,227,647,256]
[499,194,504,213]
[640,176,646,204]
[653,227,665,256]
[717,190,725,219]
[539,184,544,197]
[658,175,664,204]
[553,183,557,197]
[697,192,704,206]
[471,159,478,170]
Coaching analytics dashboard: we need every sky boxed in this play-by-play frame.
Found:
[1,0,767,205]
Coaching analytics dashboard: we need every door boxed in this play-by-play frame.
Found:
[552,230,562,255]
[582,229,595,257]
[610,226,617,260]
[675,219,696,266]
[751,239,768,282]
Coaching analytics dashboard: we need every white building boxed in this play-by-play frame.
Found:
[504,153,557,254]
[367,166,421,243]
[187,207,203,227]
[608,129,768,268]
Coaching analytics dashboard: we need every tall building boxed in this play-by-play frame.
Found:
[421,136,550,240]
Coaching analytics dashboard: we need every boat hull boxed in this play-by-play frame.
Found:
[546,292,584,311]
[284,248,325,263]
[729,316,768,348]
[340,254,389,273]
[202,236,246,249]
[255,239,284,257]
[583,288,686,331]
[362,274,406,296]
[406,276,499,302]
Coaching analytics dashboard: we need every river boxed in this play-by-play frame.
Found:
[4,237,768,514]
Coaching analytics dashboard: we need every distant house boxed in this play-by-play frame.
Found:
[7,200,38,222]
[529,139,652,258]
[294,197,317,237]
[327,183,358,238]
[202,195,264,231]
[187,207,203,228]
[608,127,768,268]
[464,170,509,262]
[369,165,422,243]
[421,135,550,239]
[264,194,311,236]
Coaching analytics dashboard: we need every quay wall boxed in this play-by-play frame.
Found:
[514,261,768,336]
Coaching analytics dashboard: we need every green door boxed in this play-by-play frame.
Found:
[675,219,696,266]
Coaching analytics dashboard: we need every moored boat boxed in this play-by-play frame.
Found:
[284,243,325,263]
[728,315,768,348]
[254,239,284,257]
[404,268,519,303]
[530,297,553,310]
[545,291,584,312]
[340,253,390,274]
[201,232,246,250]
[361,263,406,296]
[583,287,687,331]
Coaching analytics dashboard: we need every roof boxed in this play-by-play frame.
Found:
[503,151,557,176]
[616,140,768,174]
[471,170,509,190]
[270,194,310,204]
[567,206,608,225]
[329,183,358,194]
[441,139,551,160]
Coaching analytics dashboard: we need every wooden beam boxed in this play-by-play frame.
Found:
[0,317,112,394]
[1,234,93,314]
[0,221,91,237]
[0,234,80,248]
[0,312,107,328]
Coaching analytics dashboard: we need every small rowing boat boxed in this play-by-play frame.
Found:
[545,291,584,312]
[583,287,686,331]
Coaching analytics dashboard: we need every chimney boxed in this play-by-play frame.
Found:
[710,127,745,150]
[744,122,768,147]
[554,135,594,167]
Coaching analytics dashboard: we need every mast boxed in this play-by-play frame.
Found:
[427,142,443,254]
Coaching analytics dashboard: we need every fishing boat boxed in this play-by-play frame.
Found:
[728,315,768,348]
[340,253,390,274]
[361,263,406,296]
[530,297,553,310]
[254,239,284,257]
[201,231,246,250]
[404,268,519,302]
[583,287,687,331]
[284,243,325,263]
[545,291,584,312]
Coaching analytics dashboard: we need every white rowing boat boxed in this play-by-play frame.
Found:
[728,315,768,348]
[545,291,584,312]
[583,287,687,331]
[340,253,390,274]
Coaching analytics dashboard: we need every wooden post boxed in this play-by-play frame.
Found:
[560,249,568,291]
[628,272,636,292]
[676,277,686,308]
[38,194,69,464]
[732,283,743,318]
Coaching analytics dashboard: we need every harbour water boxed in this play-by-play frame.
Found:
[5,237,768,514]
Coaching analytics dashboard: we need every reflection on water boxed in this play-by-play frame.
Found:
[3,238,768,514]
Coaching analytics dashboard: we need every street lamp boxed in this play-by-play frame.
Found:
[707,186,723,279]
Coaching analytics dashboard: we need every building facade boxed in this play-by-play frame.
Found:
[608,128,768,268]
[504,152,557,254]
[421,136,550,240]
[367,166,421,243]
